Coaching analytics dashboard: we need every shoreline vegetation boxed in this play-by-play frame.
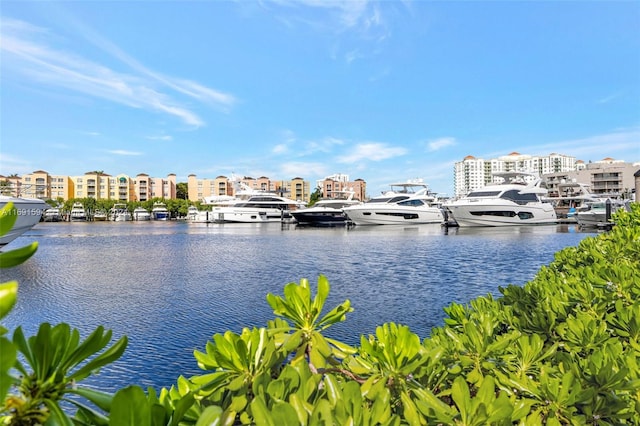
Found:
[1,201,639,425]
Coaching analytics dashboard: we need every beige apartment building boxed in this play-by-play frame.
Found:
[318,177,366,201]
[0,170,176,202]
[187,175,312,203]
[544,158,639,199]
[4,170,357,204]
[187,174,233,201]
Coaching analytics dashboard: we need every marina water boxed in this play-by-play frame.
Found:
[2,221,597,392]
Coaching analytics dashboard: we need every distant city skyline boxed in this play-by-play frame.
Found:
[1,1,638,197]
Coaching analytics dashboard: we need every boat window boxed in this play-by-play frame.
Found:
[398,199,425,207]
[387,196,410,203]
[366,197,395,203]
[378,212,420,219]
[467,191,501,197]
[470,211,517,217]
[500,190,539,204]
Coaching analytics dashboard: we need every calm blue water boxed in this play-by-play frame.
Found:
[1,221,597,392]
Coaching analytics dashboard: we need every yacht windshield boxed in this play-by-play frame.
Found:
[467,191,501,197]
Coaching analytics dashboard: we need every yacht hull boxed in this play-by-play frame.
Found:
[291,209,349,226]
[0,197,47,245]
[446,203,557,227]
[343,206,444,226]
[211,207,289,223]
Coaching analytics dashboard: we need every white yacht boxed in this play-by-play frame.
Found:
[110,203,132,221]
[132,206,151,221]
[151,202,170,220]
[575,199,630,228]
[445,172,557,227]
[209,194,306,223]
[0,195,47,245]
[545,181,604,221]
[42,206,63,222]
[70,202,87,222]
[203,182,306,223]
[342,180,444,226]
[291,192,362,226]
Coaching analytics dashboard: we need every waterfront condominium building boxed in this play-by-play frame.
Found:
[317,175,367,201]
[453,152,577,197]
[187,174,232,202]
[2,170,73,200]
[187,174,313,203]
[543,158,640,199]
[1,170,176,202]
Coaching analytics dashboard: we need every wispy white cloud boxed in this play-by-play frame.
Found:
[263,0,395,64]
[107,150,143,156]
[338,142,407,163]
[0,17,237,127]
[303,136,344,155]
[146,135,173,141]
[273,144,289,154]
[0,153,34,176]
[597,91,622,104]
[478,128,640,163]
[280,161,328,177]
[426,137,456,152]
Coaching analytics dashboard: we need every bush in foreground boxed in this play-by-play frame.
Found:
[1,203,639,425]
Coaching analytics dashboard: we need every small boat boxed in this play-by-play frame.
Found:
[444,172,557,227]
[151,202,170,221]
[93,209,108,221]
[110,203,132,221]
[186,205,213,223]
[342,180,444,226]
[292,192,361,226]
[132,207,151,221]
[42,207,63,222]
[545,181,604,221]
[70,202,87,222]
[0,195,47,245]
[575,199,631,228]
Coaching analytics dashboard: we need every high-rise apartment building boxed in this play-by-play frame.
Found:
[454,152,577,197]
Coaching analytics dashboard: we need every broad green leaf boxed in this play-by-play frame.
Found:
[195,406,223,426]
[0,281,17,320]
[0,242,38,268]
[68,387,114,412]
[0,203,17,236]
[0,337,17,402]
[109,385,151,426]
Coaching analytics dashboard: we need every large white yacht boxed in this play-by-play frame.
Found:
[342,180,444,226]
[445,172,557,227]
[291,192,362,226]
[0,195,47,245]
[202,182,306,223]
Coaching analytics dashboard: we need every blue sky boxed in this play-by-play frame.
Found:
[1,1,639,197]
